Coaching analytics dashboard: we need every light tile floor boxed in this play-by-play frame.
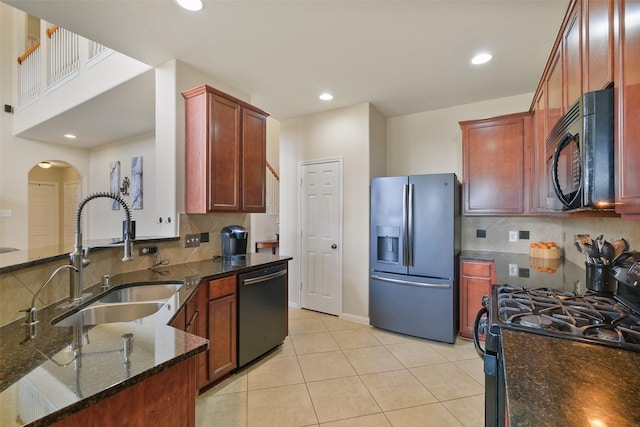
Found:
[196,308,484,427]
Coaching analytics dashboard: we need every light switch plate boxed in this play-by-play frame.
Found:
[509,231,518,242]
[509,263,518,276]
[185,233,201,248]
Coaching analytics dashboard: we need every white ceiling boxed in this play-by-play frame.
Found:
[6,0,568,147]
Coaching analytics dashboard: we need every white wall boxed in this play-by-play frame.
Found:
[0,4,90,250]
[279,94,535,320]
[281,103,371,319]
[88,132,155,239]
[386,93,533,177]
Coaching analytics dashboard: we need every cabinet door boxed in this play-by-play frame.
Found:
[186,284,209,389]
[208,94,241,211]
[241,108,267,212]
[584,0,614,91]
[615,0,640,215]
[461,113,530,215]
[531,90,548,213]
[564,2,582,107]
[547,48,564,128]
[459,261,496,340]
[208,293,237,382]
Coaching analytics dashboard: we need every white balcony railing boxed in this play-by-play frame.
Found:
[47,25,79,87]
[266,162,280,215]
[16,23,112,106]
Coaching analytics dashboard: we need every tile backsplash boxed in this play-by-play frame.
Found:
[0,213,249,327]
[462,215,640,266]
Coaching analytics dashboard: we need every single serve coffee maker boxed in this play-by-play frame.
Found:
[221,225,248,265]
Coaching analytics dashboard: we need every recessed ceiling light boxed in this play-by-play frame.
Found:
[471,53,492,65]
[64,133,77,139]
[38,161,52,169]
[176,0,203,11]
[319,93,333,101]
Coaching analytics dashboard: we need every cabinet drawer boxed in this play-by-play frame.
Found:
[209,275,236,299]
[461,261,492,278]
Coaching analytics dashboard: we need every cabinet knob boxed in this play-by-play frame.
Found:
[331,244,337,249]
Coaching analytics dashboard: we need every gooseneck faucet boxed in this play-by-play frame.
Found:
[69,192,134,302]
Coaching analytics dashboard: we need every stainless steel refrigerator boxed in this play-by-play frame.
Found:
[369,173,461,343]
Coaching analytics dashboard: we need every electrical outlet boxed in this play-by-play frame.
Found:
[476,229,486,238]
[139,246,158,256]
[185,233,201,248]
[200,232,210,243]
[509,231,518,242]
[519,230,530,240]
[509,263,518,276]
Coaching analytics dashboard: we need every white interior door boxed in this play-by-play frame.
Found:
[300,159,342,316]
[64,181,80,247]
[28,182,59,249]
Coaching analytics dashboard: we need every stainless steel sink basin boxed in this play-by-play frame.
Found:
[53,281,183,327]
[98,282,183,303]
[54,302,166,327]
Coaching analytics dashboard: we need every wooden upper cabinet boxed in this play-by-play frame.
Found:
[241,108,268,212]
[531,91,548,213]
[546,48,564,130]
[615,0,640,215]
[460,112,532,215]
[584,0,614,91]
[564,1,583,108]
[183,85,268,213]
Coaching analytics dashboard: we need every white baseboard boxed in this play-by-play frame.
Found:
[288,301,300,308]
[339,312,370,325]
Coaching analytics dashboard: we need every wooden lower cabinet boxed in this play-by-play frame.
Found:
[459,260,497,340]
[170,275,238,390]
[208,276,237,383]
[51,358,197,427]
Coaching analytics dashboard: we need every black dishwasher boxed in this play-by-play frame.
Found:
[237,264,288,367]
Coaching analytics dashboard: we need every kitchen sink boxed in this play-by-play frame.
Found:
[98,282,183,303]
[54,302,166,327]
[52,281,183,327]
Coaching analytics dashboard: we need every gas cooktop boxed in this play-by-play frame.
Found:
[492,285,640,352]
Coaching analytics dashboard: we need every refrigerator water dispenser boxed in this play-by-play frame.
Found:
[376,226,399,263]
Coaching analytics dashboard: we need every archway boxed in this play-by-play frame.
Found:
[28,160,81,250]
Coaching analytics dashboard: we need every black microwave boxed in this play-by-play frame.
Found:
[546,87,615,211]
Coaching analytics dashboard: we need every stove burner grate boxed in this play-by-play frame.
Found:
[494,286,640,351]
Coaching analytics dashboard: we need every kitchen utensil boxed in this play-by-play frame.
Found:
[611,238,629,262]
[600,241,614,265]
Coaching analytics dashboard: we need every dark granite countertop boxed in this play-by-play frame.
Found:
[501,329,640,427]
[460,250,588,293]
[0,253,291,426]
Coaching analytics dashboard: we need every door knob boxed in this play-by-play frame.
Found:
[331,244,337,249]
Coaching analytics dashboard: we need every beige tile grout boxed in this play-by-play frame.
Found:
[199,309,485,426]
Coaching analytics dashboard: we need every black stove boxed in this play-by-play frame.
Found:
[474,255,640,427]
[491,285,640,352]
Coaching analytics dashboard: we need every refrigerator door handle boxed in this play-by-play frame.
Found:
[371,275,451,289]
[407,183,414,266]
[402,184,409,266]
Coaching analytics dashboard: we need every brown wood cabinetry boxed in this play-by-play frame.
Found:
[615,0,640,216]
[170,275,237,390]
[584,0,614,91]
[183,85,268,213]
[564,1,583,108]
[51,358,197,427]
[460,112,532,215]
[459,260,496,340]
[207,276,237,383]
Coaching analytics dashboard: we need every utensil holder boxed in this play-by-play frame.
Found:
[585,263,617,293]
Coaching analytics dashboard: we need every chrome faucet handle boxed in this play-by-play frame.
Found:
[101,275,110,289]
[20,306,39,326]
